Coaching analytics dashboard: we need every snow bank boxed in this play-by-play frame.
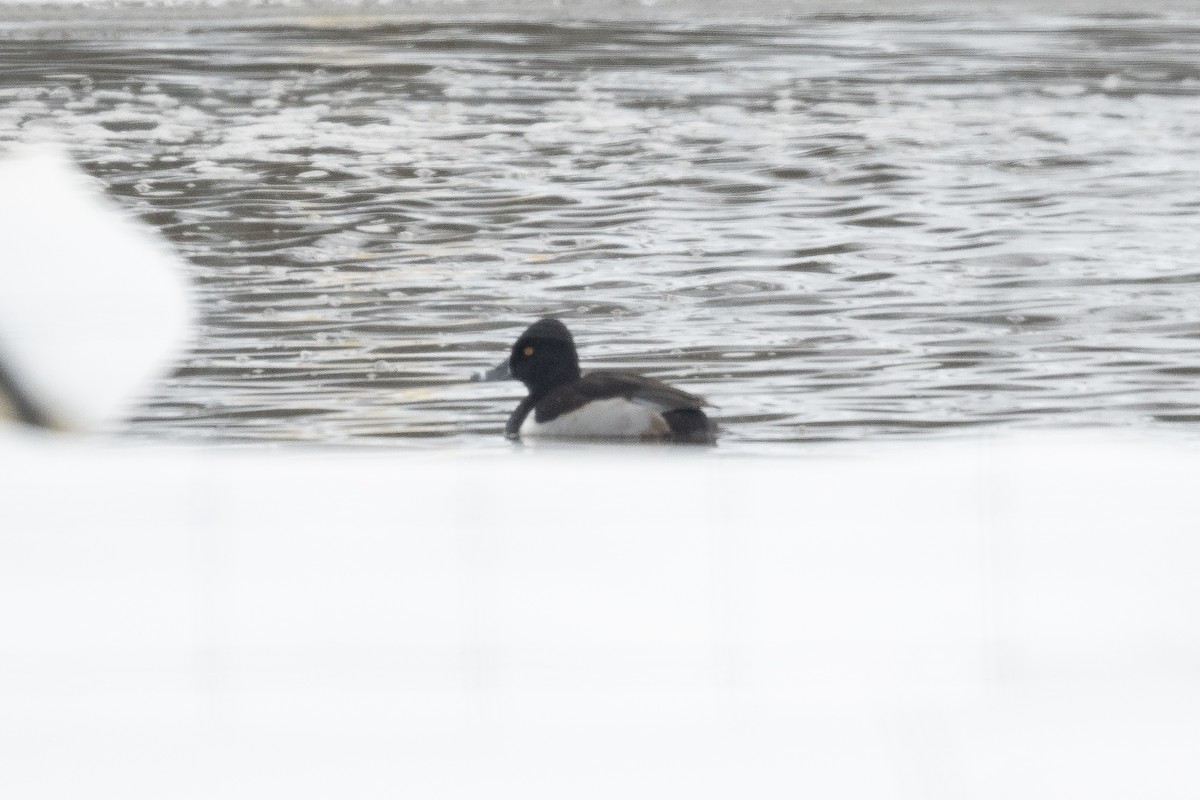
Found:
[1,434,1198,799]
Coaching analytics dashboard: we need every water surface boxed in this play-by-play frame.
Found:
[2,8,1199,451]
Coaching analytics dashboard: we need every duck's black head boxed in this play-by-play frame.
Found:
[509,317,581,397]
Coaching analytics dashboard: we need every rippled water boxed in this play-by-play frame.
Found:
[2,8,1199,451]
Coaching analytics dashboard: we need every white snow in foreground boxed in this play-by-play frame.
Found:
[1,434,1198,799]
[0,144,192,431]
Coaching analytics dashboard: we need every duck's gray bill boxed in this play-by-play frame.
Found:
[473,360,512,382]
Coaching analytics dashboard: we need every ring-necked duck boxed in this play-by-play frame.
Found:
[476,318,716,443]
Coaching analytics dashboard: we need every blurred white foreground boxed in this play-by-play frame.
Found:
[2,434,1198,799]
[0,144,191,430]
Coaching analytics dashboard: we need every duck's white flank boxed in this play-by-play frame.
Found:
[520,396,670,439]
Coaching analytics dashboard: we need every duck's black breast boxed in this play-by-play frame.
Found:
[504,395,536,440]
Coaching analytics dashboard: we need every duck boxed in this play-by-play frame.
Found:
[476,318,716,443]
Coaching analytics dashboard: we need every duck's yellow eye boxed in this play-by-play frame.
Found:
[523,346,535,357]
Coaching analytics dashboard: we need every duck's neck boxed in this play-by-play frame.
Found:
[524,361,581,402]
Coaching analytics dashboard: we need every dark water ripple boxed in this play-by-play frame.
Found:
[2,13,1200,450]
